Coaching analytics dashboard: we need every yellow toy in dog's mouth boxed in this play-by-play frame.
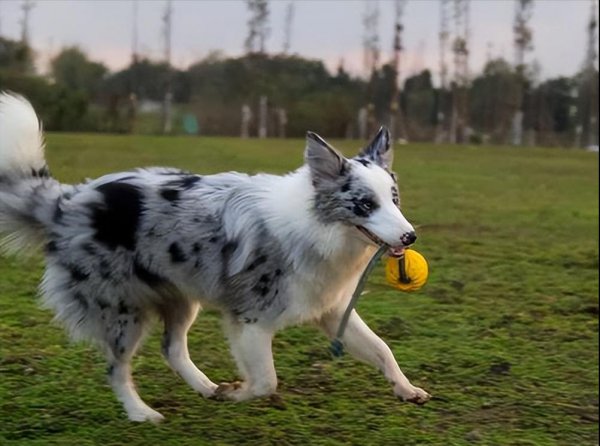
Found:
[330,245,428,357]
[355,226,428,291]
[385,248,428,292]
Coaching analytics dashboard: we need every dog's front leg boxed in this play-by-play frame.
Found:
[215,319,277,402]
[318,309,431,405]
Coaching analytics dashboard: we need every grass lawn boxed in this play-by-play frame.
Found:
[0,134,598,445]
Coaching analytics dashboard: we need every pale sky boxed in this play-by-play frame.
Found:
[0,0,597,84]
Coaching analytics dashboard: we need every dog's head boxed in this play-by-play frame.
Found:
[305,127,415,254]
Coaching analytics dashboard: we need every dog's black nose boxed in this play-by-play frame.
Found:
[402,231,417,245]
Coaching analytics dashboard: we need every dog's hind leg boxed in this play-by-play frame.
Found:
[104,308,164,423]
[214,318,277,402]
[160,298,218,397]
[318,308,431,405]
[42,265,163,422]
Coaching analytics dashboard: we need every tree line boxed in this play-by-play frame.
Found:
[0,37,596,146]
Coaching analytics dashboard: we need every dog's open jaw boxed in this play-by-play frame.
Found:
[356,225,406,258]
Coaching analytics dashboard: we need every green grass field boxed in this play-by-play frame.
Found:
[1,134,598,446]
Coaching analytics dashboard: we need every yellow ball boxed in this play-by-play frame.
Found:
[385,249,429,292]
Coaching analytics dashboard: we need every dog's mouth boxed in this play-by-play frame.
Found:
[356,226,406,258]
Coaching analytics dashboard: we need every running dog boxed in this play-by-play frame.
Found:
[0,93,430,422]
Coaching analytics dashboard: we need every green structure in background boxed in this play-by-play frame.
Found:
[183,114,199,135]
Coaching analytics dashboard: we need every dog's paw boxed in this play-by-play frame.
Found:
[197,382,219,399]
[210,381,244,401]
[127,406,165,423]
[396,386,431,405]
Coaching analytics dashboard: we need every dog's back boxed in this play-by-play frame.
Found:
[40,165,302,338]
[0,92,358,342]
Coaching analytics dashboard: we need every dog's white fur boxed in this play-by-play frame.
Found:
[0,93,430,422]
[0,93,46,174]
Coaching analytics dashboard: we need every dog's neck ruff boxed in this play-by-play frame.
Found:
[264,167,373,261]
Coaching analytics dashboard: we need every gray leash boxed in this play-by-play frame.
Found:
[330,245,388,357]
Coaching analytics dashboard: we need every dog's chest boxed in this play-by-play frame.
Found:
[280,247,374,325]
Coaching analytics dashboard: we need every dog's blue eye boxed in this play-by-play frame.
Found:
[359,198,374,211]
[351,196,378,217]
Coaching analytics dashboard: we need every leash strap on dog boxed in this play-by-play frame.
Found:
[330,245,388,358]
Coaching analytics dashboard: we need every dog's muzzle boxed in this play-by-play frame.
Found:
[356,226,407,258]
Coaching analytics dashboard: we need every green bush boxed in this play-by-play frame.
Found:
[0,70,91,131]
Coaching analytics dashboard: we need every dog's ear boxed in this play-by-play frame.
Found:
[305,131,349,185]
[359,126,393,169]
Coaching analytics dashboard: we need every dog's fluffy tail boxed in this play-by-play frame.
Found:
[0,92,62,255]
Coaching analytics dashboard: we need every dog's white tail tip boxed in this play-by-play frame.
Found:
[0,91,46,176]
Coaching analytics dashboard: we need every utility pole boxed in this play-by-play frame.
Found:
[512,0,534,146]
[450,0,470,144]
[436,0,451,143]
[389,0,408,143]
[162,0,173,134]
[282,1,294,54]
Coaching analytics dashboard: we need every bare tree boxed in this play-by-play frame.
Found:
[132,0,139,65]
[581,0,598,147]
[363,1,380,77]
[389,0,408,142]
[363,1,380,136]
[16,0,36,74]
[450,0,470,144]
[245,0,270,54]
[128,0,140,134]
[514,0,534,72]
[162,0,173,134]
[282,1,294,54]
[512,0,534,146]
[20,0,35,45]
[436,0,451,143]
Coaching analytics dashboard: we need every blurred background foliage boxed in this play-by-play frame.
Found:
[1,35,597,145]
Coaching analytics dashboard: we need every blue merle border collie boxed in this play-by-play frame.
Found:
[0,93,430,422]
